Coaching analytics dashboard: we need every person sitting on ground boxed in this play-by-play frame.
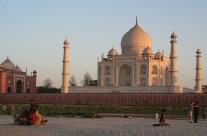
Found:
[28,99,48,125]
[14,107,29,125]
[32,105,48,126]
[159,109,169,126]
[153,109,170,126]
[14,99,48,125]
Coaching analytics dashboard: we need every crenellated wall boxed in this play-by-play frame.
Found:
[0,93,206,106]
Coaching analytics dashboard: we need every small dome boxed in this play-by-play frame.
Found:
[121,23,152,55]
[15,65,22,72]
[171,31,177,37]
[143,47,153,55]
[1,58,15,70]
[64,38,69,45]
[33,70,37,75]
[196,48,201,54]
[154,51,162,59]
[108,48,118,56]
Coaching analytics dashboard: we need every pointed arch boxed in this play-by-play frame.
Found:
[7,86,11,93]
[152,65,158,74]
[105,78,110,86]
[152,77,157,86]
[98,66,101,76]
[140,65,146,74]
[27,88,30,93]
[105,66,110,75]
[165,67,169,86]
[16,80,23,93]
[140,77,146,86]
[161,66,163,75]
[118,64,132,86]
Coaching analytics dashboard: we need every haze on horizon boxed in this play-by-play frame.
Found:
[0,0,207,89]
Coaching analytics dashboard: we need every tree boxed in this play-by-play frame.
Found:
[81,72,97,86]
[43,78,53,88]
[89,80,98,86]
[81,72,92,86]
[37,86,61,93]
[70,75,77,86]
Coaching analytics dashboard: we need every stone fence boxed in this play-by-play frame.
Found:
[0,93,207,106]
[70,86,185,93]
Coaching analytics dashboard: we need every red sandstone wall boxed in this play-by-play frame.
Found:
[25,76,37,93]
[0,93,206,106]
[0,72,7,93]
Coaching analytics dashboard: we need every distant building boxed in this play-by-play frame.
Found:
[67,18,202,93]
[97,18,181,93]
[202,85,207,93]
[0,57,37,93]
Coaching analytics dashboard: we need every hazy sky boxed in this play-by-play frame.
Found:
[0,0,207,89]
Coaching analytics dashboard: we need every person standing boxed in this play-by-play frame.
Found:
[2,104,6,111]
[193,101,199,123]
[189,101,194,123]
[202,109,206,121]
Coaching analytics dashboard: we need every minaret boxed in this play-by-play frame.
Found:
[169,31,178,86]
[195,49,202,93]
[61,38,70,93]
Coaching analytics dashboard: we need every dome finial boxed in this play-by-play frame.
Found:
[136,16,138,25]
[64,38,69,45]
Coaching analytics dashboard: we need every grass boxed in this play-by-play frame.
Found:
[0,104,198,118]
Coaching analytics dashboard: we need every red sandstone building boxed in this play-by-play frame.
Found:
[0,57,37,93]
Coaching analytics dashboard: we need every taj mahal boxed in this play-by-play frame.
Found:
[62,18,203,94]
[0,18,203,94]
[98,19,171,87]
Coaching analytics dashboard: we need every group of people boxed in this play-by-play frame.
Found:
[154,101,205,126]
[14,99,48,126]
[189,101,200,123]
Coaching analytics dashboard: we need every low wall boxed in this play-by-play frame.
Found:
[0,93,206,106]
[70,86,184,93]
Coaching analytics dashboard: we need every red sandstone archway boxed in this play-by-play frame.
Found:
[16,80,23,93]
[27,88,30,93]
[7,86,11,93]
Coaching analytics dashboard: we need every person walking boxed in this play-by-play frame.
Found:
[193,101,199,123]
[189,101,194,123]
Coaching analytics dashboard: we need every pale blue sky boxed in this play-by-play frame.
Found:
[0,0,207,88]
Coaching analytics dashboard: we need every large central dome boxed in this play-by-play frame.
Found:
[121,22,152,55]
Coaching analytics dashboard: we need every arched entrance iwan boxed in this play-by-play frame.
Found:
[16,80,23,93]
[118,64,132,86]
